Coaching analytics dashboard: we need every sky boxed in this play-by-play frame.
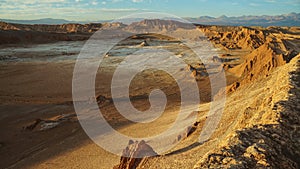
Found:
[0,0,299,21]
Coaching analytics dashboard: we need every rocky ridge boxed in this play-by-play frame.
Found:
[199,25,300,92]
[0,22,125,33]
[194,55,300,169]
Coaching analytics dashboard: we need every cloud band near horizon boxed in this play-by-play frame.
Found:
[0,0,299,21]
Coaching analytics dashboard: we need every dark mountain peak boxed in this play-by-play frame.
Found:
[126,19,194,32]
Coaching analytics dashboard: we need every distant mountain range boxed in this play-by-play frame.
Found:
[186,12,300,27]
[1,13,299,26]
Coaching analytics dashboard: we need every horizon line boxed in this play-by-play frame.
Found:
[1,12,299,22]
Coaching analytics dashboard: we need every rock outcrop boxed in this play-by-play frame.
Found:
[226,36,298,92]
[114,140,157,169]
[200,26,266,50]
[23,114,76,131]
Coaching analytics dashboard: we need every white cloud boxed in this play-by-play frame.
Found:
[132,0,143,3]
[102,1,107,5]
[0,6,142,21]
[111,0,123,2]
[249,3,260,6]
[20,0,65,4]
[100,8,139,12]
[265,0,276,2]
[0,0,68,10]
[91,1,98,5]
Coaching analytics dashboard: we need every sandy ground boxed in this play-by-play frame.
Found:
[0,41,238,169]
[0,57,221,168]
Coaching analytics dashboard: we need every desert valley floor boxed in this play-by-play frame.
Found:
[0,21,299,169]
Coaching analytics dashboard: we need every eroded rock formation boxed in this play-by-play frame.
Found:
[114,140,157,169]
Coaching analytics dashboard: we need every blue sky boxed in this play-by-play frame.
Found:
[0,0,299,21]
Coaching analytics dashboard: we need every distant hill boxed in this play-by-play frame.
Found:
[125,19,194,32]
[186,13,300,27]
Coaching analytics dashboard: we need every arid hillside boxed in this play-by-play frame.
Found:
[0,21,126,33]
[0,22,125,45]
[112,22,300,168]
[114,50,299,169]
